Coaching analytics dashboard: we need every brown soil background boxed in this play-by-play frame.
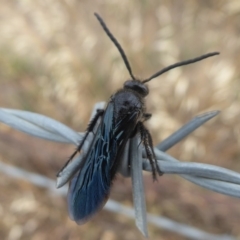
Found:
[0,1,240,239]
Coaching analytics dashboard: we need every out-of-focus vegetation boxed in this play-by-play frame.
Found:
[0,0,240,239]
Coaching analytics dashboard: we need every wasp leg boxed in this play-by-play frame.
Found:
[138,122,163,181]
[71,109,104,159]
[136,113,152,145]
[58,109,105,173]
[143,113,152,121]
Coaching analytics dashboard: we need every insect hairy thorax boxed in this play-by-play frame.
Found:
[57,12,219,225]
[112,79,148,124]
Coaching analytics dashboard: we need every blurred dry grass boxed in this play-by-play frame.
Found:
[0,0,240,239]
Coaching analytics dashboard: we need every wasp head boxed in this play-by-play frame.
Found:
[124,80,149,97]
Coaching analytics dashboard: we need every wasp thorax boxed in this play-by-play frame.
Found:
[123,80,149,97]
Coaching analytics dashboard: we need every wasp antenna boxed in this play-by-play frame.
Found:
[142,52,220,84]
[94,13,136,80]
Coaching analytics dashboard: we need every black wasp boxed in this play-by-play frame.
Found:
[57,13,219,224]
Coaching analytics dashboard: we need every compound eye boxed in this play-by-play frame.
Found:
[124,80,149,97]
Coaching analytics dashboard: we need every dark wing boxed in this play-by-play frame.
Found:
[67,101,140,224]
[67,102,114,224]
